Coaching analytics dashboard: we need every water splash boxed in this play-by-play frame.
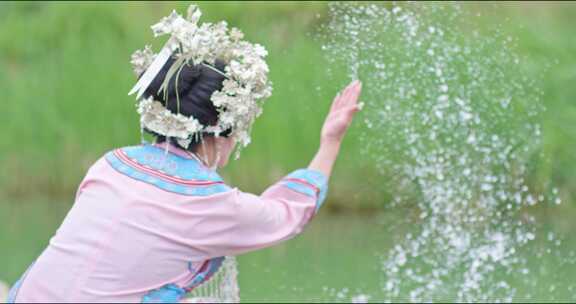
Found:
[318,2,571,302]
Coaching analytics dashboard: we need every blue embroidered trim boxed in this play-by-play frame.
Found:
[141,257,225,302]
[141,284,186,303]
[6,279,23,303]
[281,169,328,211]
[185,257,225,291]
[105,145,231,196]
[7,262,35,303]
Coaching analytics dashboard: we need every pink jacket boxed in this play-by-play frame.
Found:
[10,143,327,302]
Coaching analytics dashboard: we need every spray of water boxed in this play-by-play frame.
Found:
[318,2,570,302]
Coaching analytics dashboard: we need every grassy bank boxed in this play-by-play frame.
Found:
[0,2,575,211]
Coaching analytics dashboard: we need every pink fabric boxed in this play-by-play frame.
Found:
[14,145,320,302]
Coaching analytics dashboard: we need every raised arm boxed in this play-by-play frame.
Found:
[189,80,363,258]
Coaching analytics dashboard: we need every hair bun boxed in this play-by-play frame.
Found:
[142,58,228,149]
[144,57,198,104]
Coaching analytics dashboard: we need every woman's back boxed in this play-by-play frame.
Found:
[11,144,327,302]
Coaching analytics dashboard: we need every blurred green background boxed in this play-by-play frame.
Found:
[1,1,575,302]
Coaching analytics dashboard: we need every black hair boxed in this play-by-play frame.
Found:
[142,57,229,151]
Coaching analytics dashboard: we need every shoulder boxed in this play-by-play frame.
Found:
[102,145,231,196]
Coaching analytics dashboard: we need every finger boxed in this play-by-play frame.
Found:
[332,80,360,112]
[333,104,361,118]
[340,80,357,99]
[338,81,357,109]
[332,95,345,113]
[343,80,361,105]
[344,80,358,98]
[349,81,362,104]
[330,91,342,112]
[348,91,360,107]
[346,104,361,114]
[333,86,349,109]
[345,81,362,108]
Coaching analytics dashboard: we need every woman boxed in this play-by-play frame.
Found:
[8,5,362,303]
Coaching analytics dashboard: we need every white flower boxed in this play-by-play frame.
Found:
[130,45,156,76]
[151,10,185,37]
[137,98,205,139]
[253,44,268,57]
[173,24,198,48]
[230,28,244,41]
[186,5,202,24]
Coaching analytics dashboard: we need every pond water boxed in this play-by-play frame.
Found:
[238,210,576,302]
[3,199,574,302]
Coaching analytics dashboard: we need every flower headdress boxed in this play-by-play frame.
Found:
[129,5,272,154]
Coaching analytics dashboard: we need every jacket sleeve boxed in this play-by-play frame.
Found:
[208,169,328,257]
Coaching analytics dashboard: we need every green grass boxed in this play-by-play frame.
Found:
[0,2,350,200]
[0,2,575,211]
[0,2,575,210]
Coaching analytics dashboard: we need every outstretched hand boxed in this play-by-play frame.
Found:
[320,80,363,145]
[308,80,363,178]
